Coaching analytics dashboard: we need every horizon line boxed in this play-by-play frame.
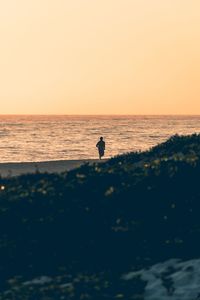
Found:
[1,113,200,116]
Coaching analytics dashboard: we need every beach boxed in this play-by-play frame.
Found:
[0,159,104,177]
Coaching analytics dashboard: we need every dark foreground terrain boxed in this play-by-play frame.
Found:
[0,134,200,299]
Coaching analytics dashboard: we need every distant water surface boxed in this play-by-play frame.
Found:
[0,115,200,162]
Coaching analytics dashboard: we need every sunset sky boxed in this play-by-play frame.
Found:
[0,0,200,114]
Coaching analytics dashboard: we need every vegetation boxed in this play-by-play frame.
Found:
[0,134,200,299]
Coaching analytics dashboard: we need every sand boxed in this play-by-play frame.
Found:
[0,159,105,177]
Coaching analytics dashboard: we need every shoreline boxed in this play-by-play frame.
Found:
[0,159,106,177]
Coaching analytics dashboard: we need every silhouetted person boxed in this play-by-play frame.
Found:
[96,137,105,160]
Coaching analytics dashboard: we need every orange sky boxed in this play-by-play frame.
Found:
[0,0,200,114]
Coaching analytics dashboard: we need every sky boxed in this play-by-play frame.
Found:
[0,0,200,115]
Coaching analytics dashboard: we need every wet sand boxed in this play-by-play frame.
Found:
[0,159,105,177]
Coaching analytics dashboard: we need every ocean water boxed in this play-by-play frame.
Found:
[0,115,200,162]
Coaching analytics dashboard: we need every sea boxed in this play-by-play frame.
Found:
[0,115,200,162]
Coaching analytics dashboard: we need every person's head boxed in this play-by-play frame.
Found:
[100,137,103,141]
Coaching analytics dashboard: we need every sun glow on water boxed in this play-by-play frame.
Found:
[0,115,200,162]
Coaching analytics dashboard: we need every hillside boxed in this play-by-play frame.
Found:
[0,134,200,299]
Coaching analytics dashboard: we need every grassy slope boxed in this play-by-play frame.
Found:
[0,134,200,298]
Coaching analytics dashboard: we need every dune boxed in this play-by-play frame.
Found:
[1,134,200,299]
[0,159,105,177]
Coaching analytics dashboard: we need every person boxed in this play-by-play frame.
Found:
[96,137,105,160]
